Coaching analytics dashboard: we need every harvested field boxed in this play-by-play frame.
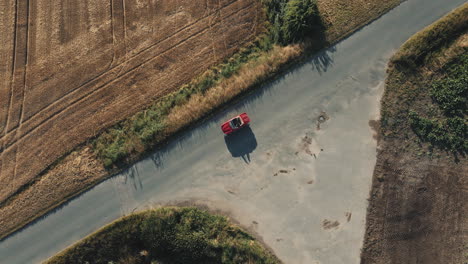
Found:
[0,0,261,205]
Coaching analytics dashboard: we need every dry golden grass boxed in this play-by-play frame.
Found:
[317,0,401,41]
[165,44,302,134]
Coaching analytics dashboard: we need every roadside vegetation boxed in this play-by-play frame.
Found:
[46,207,280,264]
[263,0,323,44]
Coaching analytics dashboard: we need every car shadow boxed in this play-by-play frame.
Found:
[224,126,257,163]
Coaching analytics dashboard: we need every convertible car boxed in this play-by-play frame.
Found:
[221,113,250,135]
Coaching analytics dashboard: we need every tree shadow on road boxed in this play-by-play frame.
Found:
[123,164,143,191]
[224,126,257,164]
[305,17,336,75]
[310,46,336,74]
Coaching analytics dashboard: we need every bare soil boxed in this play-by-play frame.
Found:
[362,139,467,264]
[0,0,261,205]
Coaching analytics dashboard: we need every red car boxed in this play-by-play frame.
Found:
[221,113,250,135]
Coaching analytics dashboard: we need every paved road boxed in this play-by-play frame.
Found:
[0,1,465,263]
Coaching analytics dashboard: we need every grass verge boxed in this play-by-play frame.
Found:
[45,207,280,264]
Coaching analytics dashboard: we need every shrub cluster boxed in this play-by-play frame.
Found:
[262,0,322,44]
[430,53,468,116]
[410,112,467,152]
[46,208,279,264]
[409,53,468,153]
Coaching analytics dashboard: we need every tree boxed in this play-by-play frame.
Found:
[281,0,321,44]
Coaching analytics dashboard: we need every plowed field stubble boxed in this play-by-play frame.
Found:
[0,0,261,205]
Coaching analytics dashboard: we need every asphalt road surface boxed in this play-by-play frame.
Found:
[0,0,465,263]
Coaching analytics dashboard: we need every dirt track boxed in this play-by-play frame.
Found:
[0,0,260,204]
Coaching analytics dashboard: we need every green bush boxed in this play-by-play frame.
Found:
[262,0,321,45]
[430,53,468,116]
[410,111,467,153]
[281,0,321,43]
[431,77,467,115]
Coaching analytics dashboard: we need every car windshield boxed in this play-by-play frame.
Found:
[230,117,242,128]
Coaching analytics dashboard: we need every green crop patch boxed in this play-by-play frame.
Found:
[409,53,468,153]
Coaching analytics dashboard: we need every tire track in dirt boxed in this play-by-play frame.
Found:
[110,0,127,68]
[13,0,31,206]
[0,0,18,194]
[0,0,240,146]
[1,0,29,201]
[0,1,17,137]
[1,0,18,138]
[20,0,115,127]
[219,0,229,53]
[5,0,29,134]
[17,0,31,126]
[0,0,258,204]
[0,145,17,202]
[0,0,252,152]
